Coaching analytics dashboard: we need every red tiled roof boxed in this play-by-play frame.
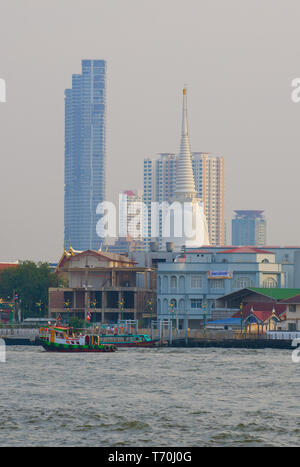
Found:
[280,294,300,304]
[124,190,136,197]
[0,262,18,272]
[252,311,275,322]
[232,302,286,320]
[217,246,274,254]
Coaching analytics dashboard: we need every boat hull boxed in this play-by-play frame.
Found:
[110,340,157,348]
[39,340,116,353]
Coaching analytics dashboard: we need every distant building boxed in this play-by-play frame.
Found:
[143,153,177,251]
[192,152,225,246]
[232,210,266,246]
[143,145,224,250]
[64,60,106,251]
[143,89,212,251]
[119,190,144,243]
[106,236,144,255]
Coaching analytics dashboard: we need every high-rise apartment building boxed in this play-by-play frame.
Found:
[143,153,177,250]
[143,152,225,249]
[64,60,106,251]
[192,153,225,246]
[232,210,266,246]
[119,189,144,242]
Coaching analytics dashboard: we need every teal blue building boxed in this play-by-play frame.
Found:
[157,246,286,328]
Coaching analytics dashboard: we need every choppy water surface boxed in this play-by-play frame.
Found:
[0,346,299,446]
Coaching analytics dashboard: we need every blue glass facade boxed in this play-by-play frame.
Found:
[232,210,266,246]
[64,60,106,251]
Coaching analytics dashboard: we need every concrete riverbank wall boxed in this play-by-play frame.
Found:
[170,338,294,350]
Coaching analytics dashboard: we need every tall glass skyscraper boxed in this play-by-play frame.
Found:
[64,60,106,251]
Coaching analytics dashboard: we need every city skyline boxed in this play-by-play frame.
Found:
[0,0,300,261]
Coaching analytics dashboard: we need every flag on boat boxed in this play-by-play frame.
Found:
[86,310,92,322]
[56,313,62,325]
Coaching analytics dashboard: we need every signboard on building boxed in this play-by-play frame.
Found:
[207,271,232,279]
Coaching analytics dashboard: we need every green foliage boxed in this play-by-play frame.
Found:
[0,261,65,318]
[69,316,86,330]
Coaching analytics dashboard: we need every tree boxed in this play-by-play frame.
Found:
[69,316,86,330]
[0,261,65,318]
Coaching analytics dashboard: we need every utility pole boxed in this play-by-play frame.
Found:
[91,299,97,326]
[36,300,42,323]
[240,302,243,336]
[119,297,125,322]
[64,299,70,324]
[147,299,153,339]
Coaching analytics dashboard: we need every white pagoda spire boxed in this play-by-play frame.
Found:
[174,87,197,199]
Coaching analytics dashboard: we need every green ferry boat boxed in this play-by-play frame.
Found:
[39,325,117,353]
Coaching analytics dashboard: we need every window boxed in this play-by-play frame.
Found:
[210,279,225,289]
[233,277,254,289]
[191,299,202,309]
[289,304,296,313]
[170,276,177,289]
[262,278,277,288]
[191,275,203,289]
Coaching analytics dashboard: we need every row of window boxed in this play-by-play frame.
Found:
[159,275,225,290]
[159,275,278,291]
[158,298,204,311]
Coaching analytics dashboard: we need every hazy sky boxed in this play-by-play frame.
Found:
[0,0,300,261]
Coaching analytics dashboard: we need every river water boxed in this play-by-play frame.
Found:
[0,345,299,447]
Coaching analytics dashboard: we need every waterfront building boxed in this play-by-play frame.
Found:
[215,286,300,309]
[232,210,266,246]
[156,246,288,328]
[216,287,300,332]
[131,245,300,289]
[49,247,156,325]
[279,295,300,331]
[64,60,106,251]
[207,302,287,333]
